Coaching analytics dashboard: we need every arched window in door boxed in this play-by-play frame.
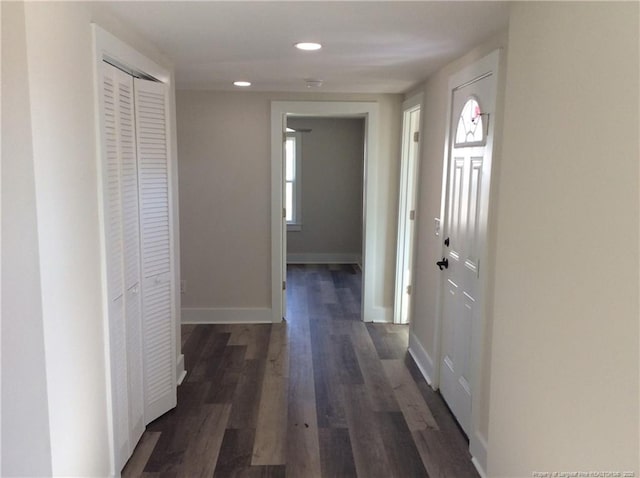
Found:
[454,97,486,147]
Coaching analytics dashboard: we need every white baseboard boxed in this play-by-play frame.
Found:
[472,456,487,478]
[181,307,272,324]
[286,252,362,264]
[176,354,186,385]
[363,305,392,323]
[408,330,435,387]
[471,432,488,478]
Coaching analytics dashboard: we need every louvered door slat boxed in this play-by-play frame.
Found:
[135,77,176,424]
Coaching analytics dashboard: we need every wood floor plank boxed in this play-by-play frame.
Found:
[349,322,401,412]
[227,324,272,359]
[319,276,339,304]
[183,325,214,376]
[187,331,230,383]
[318,427,358,478]
[227,358,267,429]
[205,369,241,404]
[237,465,286,477]
[227,324,253,345]
[213,428,256,477]
[381,359,439,431]
[252,376,288,465]
[366,323,405,360]
[265,322,289,378]
[286,270,321,477]
[375,411,429,477]
[252,323,289,465]
[247,324,272,359]
[180,324,196,348]
[122,431,161,478]
[205,344,247,381]
[143,418,193,472]
[335,288,360,319]
[179,404,231,477]
[412,428,478,478]
[342,385,393,478]
[331,334,364,385]
[286,401,322,478]
[310,319,348,428]
[172,381,210,421]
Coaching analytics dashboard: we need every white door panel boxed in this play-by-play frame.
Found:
[394,100,421,324]
[281,114,287,317]
[102,63,134,470]
[135,77,177,424]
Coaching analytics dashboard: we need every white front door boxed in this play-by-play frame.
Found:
[439,66,497,437]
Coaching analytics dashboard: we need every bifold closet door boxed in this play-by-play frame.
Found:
[134,77,177,424]
[101,62,145,470]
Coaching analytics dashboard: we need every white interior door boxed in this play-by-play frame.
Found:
[281,114,288,317]
[439,71,495,437]
[394,99,421,324]
[135,77,177,424]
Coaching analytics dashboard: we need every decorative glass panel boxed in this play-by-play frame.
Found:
[455,98,485,147]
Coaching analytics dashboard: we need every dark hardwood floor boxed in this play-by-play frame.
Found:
[123,264,478,477]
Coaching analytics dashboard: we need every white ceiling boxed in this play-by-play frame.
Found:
[107,1,510,94]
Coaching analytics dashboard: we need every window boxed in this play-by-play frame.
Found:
[285,131,302,229]
[454,97,486,147]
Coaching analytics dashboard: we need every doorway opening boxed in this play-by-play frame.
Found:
[285,116,364,265]
[285,116,365,321]
[394,94,423,325]
[270,101,379,323]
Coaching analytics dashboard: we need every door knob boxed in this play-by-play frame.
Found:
[436,258,449,270]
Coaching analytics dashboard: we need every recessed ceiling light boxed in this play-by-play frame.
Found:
[233,81,251,87]
[295,42,322,51]
[304,79,323,88]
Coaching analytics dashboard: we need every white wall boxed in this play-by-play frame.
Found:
[1,2,52,474]
[406,30,507,450]
[488,2,639,475]
[287,117,364,262]
[176,90,401,319]
[5,2,178,475]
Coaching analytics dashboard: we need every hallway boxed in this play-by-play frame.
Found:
[123,265,478,477]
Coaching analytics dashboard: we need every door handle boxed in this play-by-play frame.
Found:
[437,258,449,270]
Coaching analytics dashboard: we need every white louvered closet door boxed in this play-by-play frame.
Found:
[119,68,145,451]
[134,77,177,424]
[101,62,145,470]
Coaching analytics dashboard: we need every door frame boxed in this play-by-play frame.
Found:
[270,101,379,323]
[394,93,423,324]
[432,49,501,474]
